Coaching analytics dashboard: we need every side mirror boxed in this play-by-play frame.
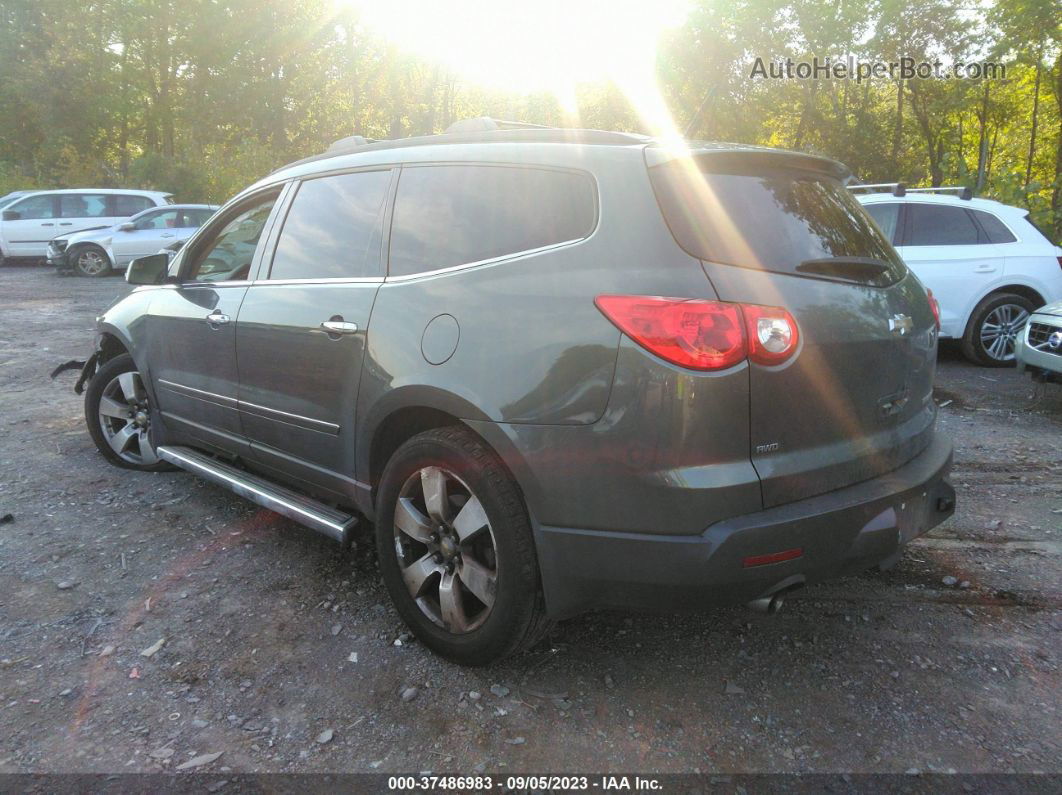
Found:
[2,210,20,221]
[162,239,185,252]
[126,253,170,285]
[118,222,135,232]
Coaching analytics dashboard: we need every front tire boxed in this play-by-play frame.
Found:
[961,293,1034,367]
[375,426,551,665]
[71,244,112,277]
[85,354,172,471]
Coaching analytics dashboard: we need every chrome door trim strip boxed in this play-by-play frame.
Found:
[157,378,238,408]
[238,400,340,436]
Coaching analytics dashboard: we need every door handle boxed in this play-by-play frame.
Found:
[206,311,231,328]
[59,222,73,226]
[320,319,358,335]
[974,265,995,273]
[161,233,175,238]
[41,222,54,227]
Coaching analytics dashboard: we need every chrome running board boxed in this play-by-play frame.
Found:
[157,445,357,543]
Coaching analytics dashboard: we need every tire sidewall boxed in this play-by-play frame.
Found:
[964,293,1034,367]
[72,244,111,277]
[375,428,540,665]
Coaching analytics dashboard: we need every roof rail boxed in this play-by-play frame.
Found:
[847,182,974,200]
[443,117,551,134]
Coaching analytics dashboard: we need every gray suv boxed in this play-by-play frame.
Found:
[78,122,955,665]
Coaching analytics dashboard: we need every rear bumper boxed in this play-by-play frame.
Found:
[535,434,954,619]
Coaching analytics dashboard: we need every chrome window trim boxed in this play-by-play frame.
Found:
[384,237,586,283]
[142,280,253,291]
[250,277,384,286]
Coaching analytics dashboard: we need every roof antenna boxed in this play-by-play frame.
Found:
[683,85,717,139]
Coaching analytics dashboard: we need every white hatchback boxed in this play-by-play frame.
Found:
[0,189,172,263]
[856,189,1062,366]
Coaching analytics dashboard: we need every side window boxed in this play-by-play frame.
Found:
[388,165,597,277]
[61,194,109,218]
[970,210,1016,244]
[269,170,391,280]
[863,203,900,243]
[185,194,278,283]
[181,209,214,227]
[134,209,179,230]
[9,195,56,219]
[905,204,980,246]
[114,195,154,216]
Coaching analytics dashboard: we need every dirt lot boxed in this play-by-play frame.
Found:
[0,265,1059,776]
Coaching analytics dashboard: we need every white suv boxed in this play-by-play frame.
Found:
[856,187,1062,366]
[0,189,172,264]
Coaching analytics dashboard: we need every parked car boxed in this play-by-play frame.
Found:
[855,186,1062,366]
[1016,300,1062,383]
[77,120,955,665]
[49,204,219,277]
[0,189,172,265]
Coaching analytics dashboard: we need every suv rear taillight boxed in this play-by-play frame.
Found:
[926,289,941,331]
[594,295,799,371]
[742,304,800,365]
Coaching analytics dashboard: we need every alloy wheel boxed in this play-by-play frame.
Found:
[97,370,158,465]
[979,303,1029,362]
[392,466,498,634]
[77,249,107,276]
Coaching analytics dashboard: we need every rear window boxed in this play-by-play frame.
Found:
[388,165,596,277]
[650,161,906,286]
[969,210,1016,244]
[905,204,980,245]
[114,195,154,216]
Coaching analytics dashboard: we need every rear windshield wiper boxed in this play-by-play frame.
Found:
[795,257,891,280]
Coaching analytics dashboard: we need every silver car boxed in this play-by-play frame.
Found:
[49,204,218,277]
[1016,300,1062,383]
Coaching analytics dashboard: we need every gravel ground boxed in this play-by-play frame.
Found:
[0,266,1059,775]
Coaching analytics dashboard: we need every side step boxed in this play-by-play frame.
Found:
[157,445,357,543]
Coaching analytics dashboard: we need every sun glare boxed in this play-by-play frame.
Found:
[343,0,691,133]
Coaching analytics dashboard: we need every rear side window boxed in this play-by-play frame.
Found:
[388,165,596,277]
[269,170,391,280]
[970,210,1016,244]
[905,204,980,245]
[863,203,900,243]
[60,194,109,218]
[114,195,154,216]
[650,161,906,286]
[182,209,215,227]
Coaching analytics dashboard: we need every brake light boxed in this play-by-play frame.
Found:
[742,304,800,365]
[594,295,800,370]
[926,289,941,330]
[594,295,746,370]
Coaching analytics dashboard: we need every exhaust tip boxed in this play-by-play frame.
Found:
[746,593,785,615]
[746,588,796,615]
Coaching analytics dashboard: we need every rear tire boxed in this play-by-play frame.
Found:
[375,426,551,666]
[71,244,112,277]
[961,293,1034,367]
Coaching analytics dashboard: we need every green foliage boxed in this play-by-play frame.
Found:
[0,0,1059,235]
